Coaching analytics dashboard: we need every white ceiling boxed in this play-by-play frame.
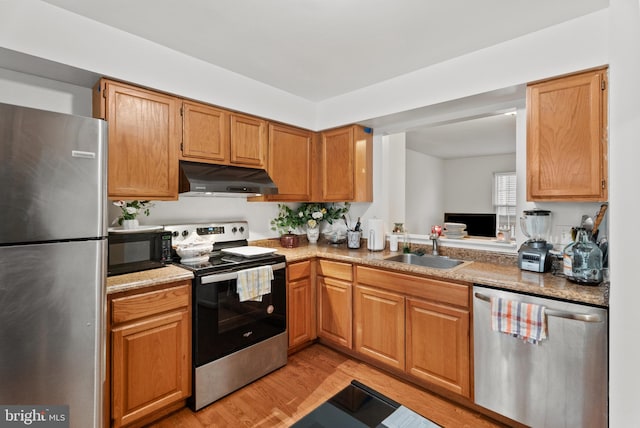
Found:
[32,0,607,158]
[41,0,608,102]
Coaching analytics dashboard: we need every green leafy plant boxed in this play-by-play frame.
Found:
[270,204,305,235]
[113,200,153,225]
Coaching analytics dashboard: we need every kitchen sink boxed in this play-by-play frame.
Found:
[384,253,465,269]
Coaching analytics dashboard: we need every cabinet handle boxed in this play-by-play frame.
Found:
[474,292,603,323]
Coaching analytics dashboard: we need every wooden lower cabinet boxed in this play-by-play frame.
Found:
[109,281,191,427]
[317,260,353,349]
[354,266,471,399]
[287,260,316,351]
[406,297,470,398]
[354,285,405,370]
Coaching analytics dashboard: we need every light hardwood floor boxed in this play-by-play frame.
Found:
[150,344,505,428]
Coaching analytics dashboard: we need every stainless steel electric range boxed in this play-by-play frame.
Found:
[164,221,287,411]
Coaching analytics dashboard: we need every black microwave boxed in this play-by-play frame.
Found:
[107,230,172,276]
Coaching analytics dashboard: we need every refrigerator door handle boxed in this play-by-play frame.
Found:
[473,292,603,323]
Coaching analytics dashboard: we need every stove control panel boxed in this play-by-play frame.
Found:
[164,221,250,244]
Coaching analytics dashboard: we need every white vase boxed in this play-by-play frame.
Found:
[306,225,320,244]
[121,219,139,229]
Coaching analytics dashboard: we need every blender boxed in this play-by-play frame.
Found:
[518,209,553,272]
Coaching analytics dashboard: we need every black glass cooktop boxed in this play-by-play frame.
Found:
[174,252,286,275]
[292,381,441,428]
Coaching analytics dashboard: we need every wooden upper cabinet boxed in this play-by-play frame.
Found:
[526,67,608,201]
[181,101,229,163]
[265,123,313,201]
[317,125,373,202]
[93,79,180,200]
[230,113,268,168]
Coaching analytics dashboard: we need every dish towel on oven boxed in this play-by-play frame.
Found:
[236,265,273,302]
[490,297,547,344]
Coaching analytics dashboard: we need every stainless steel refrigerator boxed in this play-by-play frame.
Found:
[0,102,107,428]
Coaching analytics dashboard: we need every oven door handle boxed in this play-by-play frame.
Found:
[200,262,286,285]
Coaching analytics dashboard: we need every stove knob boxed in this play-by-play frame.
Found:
[182,230,189,237]
[232,227,238,233]
[172,231,179,237]
[239,226,245,233]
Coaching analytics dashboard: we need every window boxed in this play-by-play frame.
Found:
[493,172,516,235]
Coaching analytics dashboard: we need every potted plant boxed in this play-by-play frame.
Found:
[296,203,326,244]
[270,204,305,248]
[113,200,154,229]
[296,202,351,244]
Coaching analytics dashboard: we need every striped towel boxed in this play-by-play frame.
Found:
[236,265,274,302]
[490,297,547,344]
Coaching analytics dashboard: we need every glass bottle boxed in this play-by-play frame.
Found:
[571,227,603,284]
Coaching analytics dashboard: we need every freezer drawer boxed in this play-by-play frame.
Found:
[473,285,608,427]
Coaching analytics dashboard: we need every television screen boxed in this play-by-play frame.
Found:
[443,213,497,238]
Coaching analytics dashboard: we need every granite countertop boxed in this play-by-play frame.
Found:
[105,240,608,307]
[265,241,609,307]
[106,265,194,294]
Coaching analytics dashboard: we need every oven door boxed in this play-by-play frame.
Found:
[194,262,286,365]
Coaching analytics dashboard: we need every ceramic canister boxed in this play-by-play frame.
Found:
[367,218,385,251]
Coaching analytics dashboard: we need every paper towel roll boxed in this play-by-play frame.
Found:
[367,219,385,251]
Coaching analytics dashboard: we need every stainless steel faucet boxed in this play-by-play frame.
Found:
[429,233,439,256]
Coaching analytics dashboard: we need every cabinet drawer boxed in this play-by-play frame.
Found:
[111,282,191,325]
[288,260,312,281]
[356,266,468,309]
[317,259,353,282]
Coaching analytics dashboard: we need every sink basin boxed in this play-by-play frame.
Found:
[384,253,465,269]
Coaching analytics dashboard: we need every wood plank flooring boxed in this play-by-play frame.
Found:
[150,344,504,428]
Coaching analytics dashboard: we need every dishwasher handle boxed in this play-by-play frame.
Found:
[474,292,603,323]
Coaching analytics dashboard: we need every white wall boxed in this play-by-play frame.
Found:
[0,67,91,115]
[443,154,516,213]
[405,149,444,235]
[608,0,640,425]
[386,133,406,229]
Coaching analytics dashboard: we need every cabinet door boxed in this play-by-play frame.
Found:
[102,80,180,200]
[266,123,313,201]
[317,276,352,348]
[406,297,470,398]
[319,127,355,201]
[110,283,191,428]
[354,285,405,370]
[288,277,314,349]
[181,101,229,163]
[230,113,267,168]
[526,68,608,201]
[287,261,315,351]
[111,309,190,427]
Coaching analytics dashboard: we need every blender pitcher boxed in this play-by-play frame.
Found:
[520,209,552,242]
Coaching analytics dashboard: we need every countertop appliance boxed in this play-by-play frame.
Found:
[366,218,385,251]
[107,229,172,276]
[164,221,287,411]
[518,209,553,272]
[0,102,107,427]
[473,285,608,427]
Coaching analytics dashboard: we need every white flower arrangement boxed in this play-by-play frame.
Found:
[112,200,154,225]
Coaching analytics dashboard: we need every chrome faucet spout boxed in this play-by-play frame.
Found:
[429,233,439,256]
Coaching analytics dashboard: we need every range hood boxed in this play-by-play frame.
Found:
[179,160,278,197]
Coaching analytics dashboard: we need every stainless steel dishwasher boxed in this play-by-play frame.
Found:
[473,285,608,427]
